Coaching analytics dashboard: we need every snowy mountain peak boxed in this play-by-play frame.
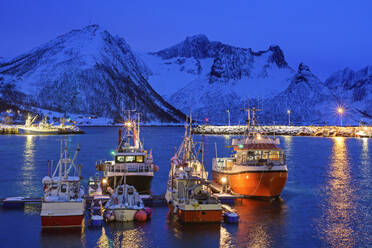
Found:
[0,25,184,122]
[289,63,323,91]
[153,33,217,59]
[297,63,311,73]
[268,45,288,68]
[185,34,210,43]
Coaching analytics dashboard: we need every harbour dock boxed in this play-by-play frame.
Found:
[193,125,372,138]
[0,125,20,134]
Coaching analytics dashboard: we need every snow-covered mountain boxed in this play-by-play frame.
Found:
[144,35,371,125]
[0,26,370,125]
[260,63,334,124]
[0,25,184,123]
[141,34,295,123]
[325,66,372,120]
[142,34,294,99]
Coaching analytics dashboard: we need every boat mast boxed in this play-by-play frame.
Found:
[64,137,67,179]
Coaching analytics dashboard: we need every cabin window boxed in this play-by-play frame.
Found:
[136,155,144,163]
[51,183,58,190]
[61,184,67,193]
[115,156,125,163]
[269,151,279,160]
[125,155,136,163]
[247,151,255,160]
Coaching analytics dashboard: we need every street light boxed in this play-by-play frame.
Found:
[287,110,291,126]
[226,109,230,126]
[337,107,344,127]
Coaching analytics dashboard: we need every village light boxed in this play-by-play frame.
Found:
[337,107,344,127]
[102,178,107,185]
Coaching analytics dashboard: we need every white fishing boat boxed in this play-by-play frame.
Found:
[105,184,147,222]
[19,114,82,134]
[20,115,60,134]
[40,138,85,228]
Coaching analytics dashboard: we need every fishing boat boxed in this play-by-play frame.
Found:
[165,117,222,223]
[20,115,60,134]
[105,184,147,222]
[212,107,288,198]
[19,114,82,134]
[40,138,85,228]
[97,112,157,196]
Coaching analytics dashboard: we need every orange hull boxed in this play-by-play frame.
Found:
[168,204,222,223]
[213,171,288,197]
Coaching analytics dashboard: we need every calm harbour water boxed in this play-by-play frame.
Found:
[0,127,371,248]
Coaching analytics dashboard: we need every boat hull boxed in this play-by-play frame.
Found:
[168,204,222,223]
[107,175,153,195]
[113,209,138,222]
[40,201,85,228]
[20,128,60,134]
[213,170,288,197]
[41,215,84,228]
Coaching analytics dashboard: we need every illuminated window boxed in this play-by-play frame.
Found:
[116,156,125,163]
[125,155,136,163]
[136,155,144,163]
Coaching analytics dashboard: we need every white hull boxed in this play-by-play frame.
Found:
[113,209,137,222]
[20,127,60,134]
[41,201,85,217]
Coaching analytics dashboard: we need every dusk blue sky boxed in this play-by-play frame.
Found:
[0,0,371,80]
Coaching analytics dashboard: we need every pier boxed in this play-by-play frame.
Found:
[0,125,20,134]
[193,125,372,138]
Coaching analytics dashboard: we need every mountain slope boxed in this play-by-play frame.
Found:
[325,66,372,120]
[260,63,334,124]
[0,25,184,123]
[142,34,294,99]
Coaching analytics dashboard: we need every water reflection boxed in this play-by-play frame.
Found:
[361,138,369,162]
[231,198,287,248]
[99,222,149,248]
[20,135,38,196]
[167,216,220,247]
[40,224,86,248]
[319,137,356,247]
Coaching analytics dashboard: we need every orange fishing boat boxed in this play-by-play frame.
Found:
[212,108,288,198]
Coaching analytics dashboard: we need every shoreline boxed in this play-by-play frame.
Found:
[192,125,372,138]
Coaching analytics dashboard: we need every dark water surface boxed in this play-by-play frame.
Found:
[0,127,370,247]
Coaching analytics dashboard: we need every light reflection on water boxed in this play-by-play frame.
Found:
[318,137,356,247]
[98,222,149,248]
[20,135,38,196]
